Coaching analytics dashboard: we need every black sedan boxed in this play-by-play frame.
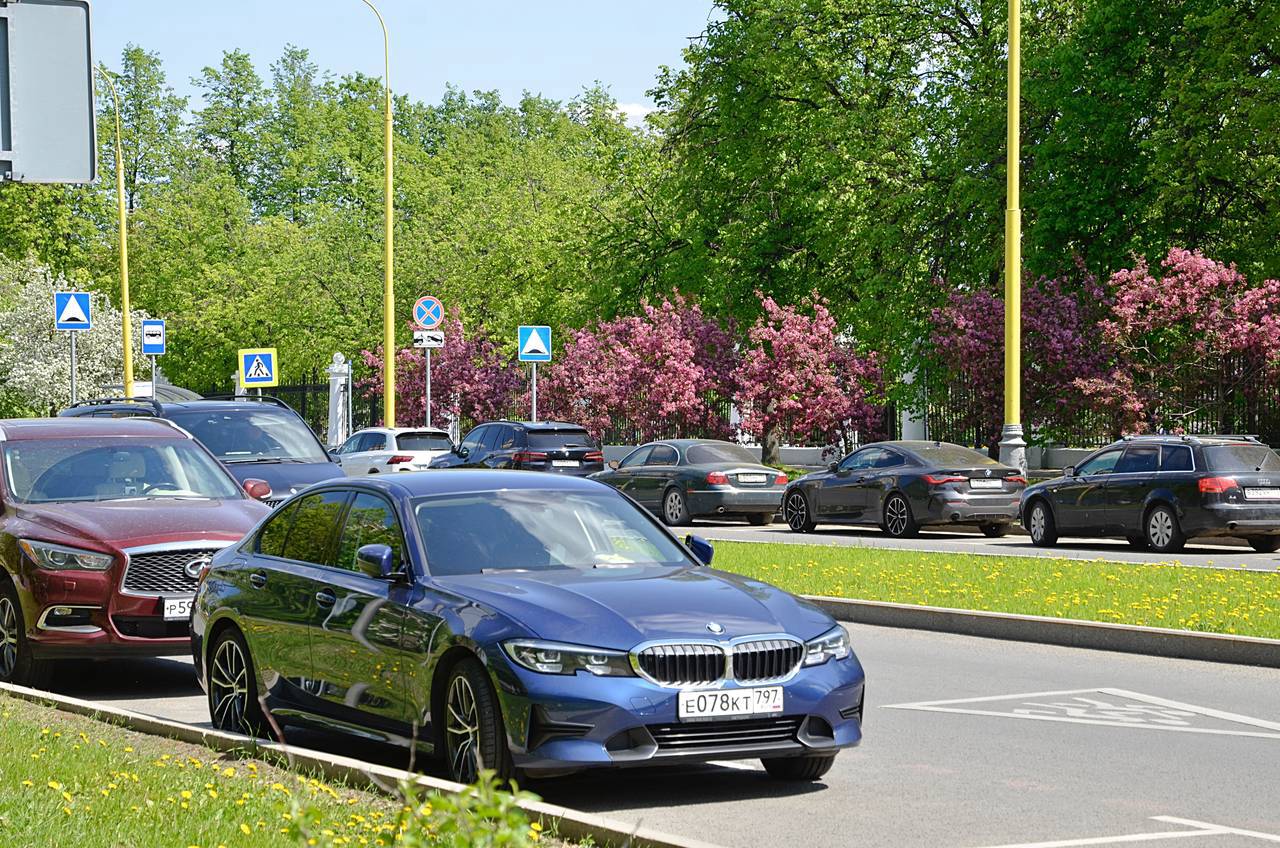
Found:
[782,440,1026,538]
[592,440,787,526]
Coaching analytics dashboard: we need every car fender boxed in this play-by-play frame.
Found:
[1142,488,1183,520]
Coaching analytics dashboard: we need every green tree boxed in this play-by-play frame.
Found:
[100,45,187,212]
[192,49,270,196]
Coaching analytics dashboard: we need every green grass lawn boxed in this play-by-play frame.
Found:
[712,541,1280,639]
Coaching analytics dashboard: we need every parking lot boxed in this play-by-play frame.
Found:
[45,622,1280,848]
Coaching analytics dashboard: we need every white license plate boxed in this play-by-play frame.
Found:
[970,478,1003,489]
[163,597,193,621]
[737,474,767,483]
[1244,488,1280,500]
[552,460,579,467]
[678,686,784,720]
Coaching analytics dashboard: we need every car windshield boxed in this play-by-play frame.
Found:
[910,444,1002,467]
[396,432,452,451]
[1204,444,1280,472]
[168,408,328,463]
[527,430,595,450]
[685,443,760,465]
[2,438,243,504]
[414,489,691,576]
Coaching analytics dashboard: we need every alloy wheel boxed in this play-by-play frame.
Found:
[0,597,18,680]
[664,491,683,524]
[1148,509,1174,549]
[785,492,809,531]
[885,496,909,536]
[446,674,482,783]
[209,637,250,732]
[1029,505,1046,542]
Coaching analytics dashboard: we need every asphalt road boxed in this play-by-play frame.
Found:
[43,625,1280,848]
[693,520,1280,571]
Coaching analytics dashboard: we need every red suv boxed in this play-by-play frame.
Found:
[0,417,269,687]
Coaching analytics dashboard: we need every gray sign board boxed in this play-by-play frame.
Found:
[0,0,95,183]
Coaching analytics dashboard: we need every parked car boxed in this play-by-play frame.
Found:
[428,421,604,477]
[0,417,270,687]
[60,396,342,506]
[192,471,865,783]
[334,427,454,475]
[1020,435,1280,553]
[592,439,787,526]
[783,440,1026,538]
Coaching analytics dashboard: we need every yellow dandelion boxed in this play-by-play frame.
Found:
[240,824,252,836]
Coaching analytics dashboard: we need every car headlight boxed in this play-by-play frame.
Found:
[19,539,113,571]
[804,626,851,666]
[503,640,634,677]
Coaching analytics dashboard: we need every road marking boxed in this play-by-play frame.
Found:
[969,815,1280,848]
[883,688,1280,740]
[1151,818,1280,844]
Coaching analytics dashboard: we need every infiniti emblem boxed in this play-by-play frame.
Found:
[184,555,212,581]
[707,622,724,634]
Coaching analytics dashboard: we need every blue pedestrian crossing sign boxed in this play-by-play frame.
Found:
[518,326,552,362]
[141,319,166,356]
[238,348,279,388]
[54,292,92,331]
[413,295,444,330]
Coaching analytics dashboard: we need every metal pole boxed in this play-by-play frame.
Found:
[531,362,538,423]
[998,0,1026,472]
[69,333,78,404]
[151,355,157,395]
[96,66,134,400]
[424,349,432,428]
[361,0,396,428]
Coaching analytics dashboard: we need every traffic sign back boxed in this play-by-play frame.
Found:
[54,291,91,330]
[518,326,552,362]
[239,348,279,388]
[413,295,444,330]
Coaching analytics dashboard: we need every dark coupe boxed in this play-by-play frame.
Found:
[193,471,864,783]
[592,439,788,526]
[782,440,1026,538]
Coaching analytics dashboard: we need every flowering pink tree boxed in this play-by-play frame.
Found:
[541,295,738,442]
[359,309,522,427]
[735,292,885,465]
[1075,248,1280,433]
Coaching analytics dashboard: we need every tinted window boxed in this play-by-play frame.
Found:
[460,426,489,452]
[1075,450,1122,476]
[1115,445,1160,474]
[647,445,679,465]
[337,435,362,455]
[415,489,690,576]
[168,408,327,463]
[874,450,906,469]
[366,433,388,452]
[493,426,519,450]
[280,491,348,566]
[910,444,1000,467]
[1204,444,1280,472]
[257,500,299,557]
[685,443,759,465]
[334,493,405,573]
[527,429,595,450]
[619,446,652,468]
[1161,445,1194,472]
[841,449,884,472]
[396,432,452,451]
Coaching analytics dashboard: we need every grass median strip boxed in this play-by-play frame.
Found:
[712,541,1280,639]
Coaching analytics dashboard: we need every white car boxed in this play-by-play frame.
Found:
[334,427,454,475]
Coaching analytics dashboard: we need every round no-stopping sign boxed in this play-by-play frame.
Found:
[413,295,444,330]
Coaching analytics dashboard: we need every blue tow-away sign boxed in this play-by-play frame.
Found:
[239,348,278,388]
[54,291,92,331]
[141,319,166,356]
[518,326,552,362]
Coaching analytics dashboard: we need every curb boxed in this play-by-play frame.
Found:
[0,682,724,848]
[808,595,1280,669]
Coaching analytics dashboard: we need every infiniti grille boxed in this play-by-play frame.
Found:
[122,548,220,596]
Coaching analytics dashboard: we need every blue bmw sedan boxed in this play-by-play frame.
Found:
[191,470,865,782]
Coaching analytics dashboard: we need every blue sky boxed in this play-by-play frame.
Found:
[92,1,718,120]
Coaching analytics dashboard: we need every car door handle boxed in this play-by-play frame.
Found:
[248,571,268,589]
[315,589,337,607]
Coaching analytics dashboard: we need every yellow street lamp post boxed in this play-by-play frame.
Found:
[361,0,396,427]
[999,0,1026,471]
[96,65,134,400]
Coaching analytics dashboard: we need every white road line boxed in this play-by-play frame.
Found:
[1152,817,1280,844]
[966,821,1229,848]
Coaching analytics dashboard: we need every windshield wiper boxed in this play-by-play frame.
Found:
[223,457,311,465]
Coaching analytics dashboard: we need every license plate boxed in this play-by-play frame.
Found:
[737,473,767,483]
[552,460,579,467]
[970,478,1003,489]
[1244,488,1280,500]
[678,686,783,720]
[163,597,193,621]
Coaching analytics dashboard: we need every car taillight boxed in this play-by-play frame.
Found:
[923,474,966,485]
[1199,476,1238,494]
[584,451,603,462]
[386,455,415,465]
[706,471,730,485]
[1006,476,1027,485]
[774,473,789,485]
[512,451,548,464]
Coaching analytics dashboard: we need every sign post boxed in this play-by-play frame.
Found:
[412,329,444,427]
[412,296,444,429]
[141,319,166,397]
[517,325,552,422]
[55,291,91,403]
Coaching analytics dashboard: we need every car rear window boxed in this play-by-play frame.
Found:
[685,443,760,465]
[1203,444,1280,472]
[168,408,328,463]
[396,432,452,451]
[527,430,595,450]
[910,444,1001,467]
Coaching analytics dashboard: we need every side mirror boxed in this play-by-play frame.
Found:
[827,461,839,473]
[328,450,342,463]
[457,446,470,459]
[1063,466,1075,478]
[355,544,398,580]
[684,534,714,566]
[608,460,620,470]
[242,478,272,500]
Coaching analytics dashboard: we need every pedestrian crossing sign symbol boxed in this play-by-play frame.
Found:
[238,348,278,388]
[54,291,92,331]
[518,326,552,362]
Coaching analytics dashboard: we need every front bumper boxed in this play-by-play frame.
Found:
[493,650,864,774]
[686,488,784,517]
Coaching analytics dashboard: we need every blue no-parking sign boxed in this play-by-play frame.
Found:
[54,291,92,331]
[413,295,444,330]
[518,325,552,362]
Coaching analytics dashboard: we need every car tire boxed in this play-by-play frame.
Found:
[746,513,773,527]
[1247,536,1280,554]
[443,658,513,784]
[1026,500,1058,547]
[882,493,919,538]
[1144,504,1186,554]
[783,489,816,533]
[0,579,51,689]
[661,488,691,527]
[762,753,837,781]
[979,523,1009,538]
[207,627,269,738]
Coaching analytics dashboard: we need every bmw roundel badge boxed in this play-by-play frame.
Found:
[707,622,725,634]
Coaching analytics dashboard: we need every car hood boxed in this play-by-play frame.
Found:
[434,565,834,650]
[13,498,268,550]
[221,461,342,496]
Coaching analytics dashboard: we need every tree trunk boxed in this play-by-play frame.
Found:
[761,421,782,467]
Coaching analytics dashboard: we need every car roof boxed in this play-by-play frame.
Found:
[640,439,750,449]
[159,400,296,414]
[0,416,189,441]
[328,468,608,498]
[352,426,450,436]
[1109,434,1262,447]
[487,420,588,431]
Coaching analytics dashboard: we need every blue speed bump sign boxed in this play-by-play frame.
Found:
[518,326,552,362]
[141,319,166,355]
[238,348,278,388]
[54,291,92,331]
